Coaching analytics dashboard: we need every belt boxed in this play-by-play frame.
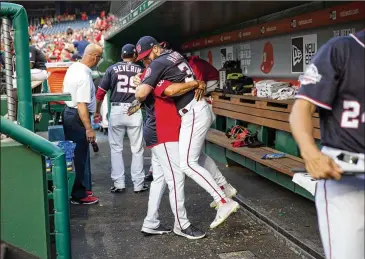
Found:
[322,146,365,173]
[65,106,94,115]
[111,102,131,106]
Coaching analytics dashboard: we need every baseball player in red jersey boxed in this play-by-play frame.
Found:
[137,64,207,239]
[186,55,219,94]
[135,36,240,230]
[290,30,365,259]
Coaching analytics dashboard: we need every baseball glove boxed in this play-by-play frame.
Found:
[127,100,142,116]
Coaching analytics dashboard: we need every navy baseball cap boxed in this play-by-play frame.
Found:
[121,44,137,56]
[135,36,159,61]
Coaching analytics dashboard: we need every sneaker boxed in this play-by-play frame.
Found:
[71,195,99,205]
[145,171,153,182]
[210,198,240,229]
[86,190,93,196]
[210,184,237,209]
[110,186,125,193]
[134,184,149,193]
[141,225,171,236]
[173,225,206,240]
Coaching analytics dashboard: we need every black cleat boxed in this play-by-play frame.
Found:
[141,225,172,236]
[145,171,153,182]
[134,184,149,193]
[110,186,125,193]
[173,225,206,240]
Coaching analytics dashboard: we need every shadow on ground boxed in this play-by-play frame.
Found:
[70,133,320,259]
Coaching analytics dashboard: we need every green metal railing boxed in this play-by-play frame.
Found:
[0,116,71,259]
[1,2,34,131]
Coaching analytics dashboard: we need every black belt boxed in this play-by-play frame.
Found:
[65,106,93,115]
[337,153,360,165]
[111,102,131,106]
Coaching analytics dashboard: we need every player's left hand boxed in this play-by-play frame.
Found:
[133,73,142,86]
[127,100,142,116]
[194,80,206,101]
[304,152,343,180]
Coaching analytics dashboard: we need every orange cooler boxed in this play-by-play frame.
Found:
[46,62,74,93]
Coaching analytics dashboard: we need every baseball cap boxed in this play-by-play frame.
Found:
[260,41,274,74]
[135,36,158,61]
[121,43,136,56]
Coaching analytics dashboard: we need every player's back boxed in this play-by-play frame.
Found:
[299,30,364,153]
[151,50,195,110]
[104,61,143,103]
[328,31,365,153]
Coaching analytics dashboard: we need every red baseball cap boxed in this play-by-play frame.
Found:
[260,41,274,74]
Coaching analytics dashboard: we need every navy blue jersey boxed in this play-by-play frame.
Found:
[296,30,365,153]
[98,61,143,103]
[142,49,195,110]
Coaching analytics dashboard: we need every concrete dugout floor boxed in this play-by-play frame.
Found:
[70,132,322,259]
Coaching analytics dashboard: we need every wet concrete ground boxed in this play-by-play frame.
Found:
[70,132,323,259]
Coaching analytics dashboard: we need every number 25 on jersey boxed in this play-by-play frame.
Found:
[341,101,365,128]
[117,74,136,93]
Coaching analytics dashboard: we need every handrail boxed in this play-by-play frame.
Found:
[0,116,71,259]
[1,3,34,131]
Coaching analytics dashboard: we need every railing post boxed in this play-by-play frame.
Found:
[1,18,16,121]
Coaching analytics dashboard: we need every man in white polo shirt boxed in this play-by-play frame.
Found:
[63,44,103,205]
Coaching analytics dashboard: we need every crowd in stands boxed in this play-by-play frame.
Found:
[32,12,115,63]
[0,11,116,65]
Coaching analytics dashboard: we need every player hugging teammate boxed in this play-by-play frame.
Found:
[127,36,240,239]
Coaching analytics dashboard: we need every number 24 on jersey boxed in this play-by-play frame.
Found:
[341,101,365,128]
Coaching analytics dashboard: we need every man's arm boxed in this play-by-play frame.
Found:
[135,84,153,102]
[95,70,111,115]
[290,37,346,180]
[289,99,320,160]
[76,77,96,142]
[163,81,199,97]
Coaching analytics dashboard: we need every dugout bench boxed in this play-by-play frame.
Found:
[205,92,321,201]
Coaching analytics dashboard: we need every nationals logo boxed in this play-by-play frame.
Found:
[136,44,142,53]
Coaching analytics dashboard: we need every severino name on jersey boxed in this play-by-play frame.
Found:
[99,61,143,103]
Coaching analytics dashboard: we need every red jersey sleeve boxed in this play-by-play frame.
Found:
[153,80,173,98]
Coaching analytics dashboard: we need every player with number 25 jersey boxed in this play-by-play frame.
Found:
[95,44,148,194]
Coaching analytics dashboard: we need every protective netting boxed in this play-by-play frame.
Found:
[109,0,143,18]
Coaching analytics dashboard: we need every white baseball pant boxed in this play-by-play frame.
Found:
[316,146,364,259]
[143,142,190,231]
[316,176,364,259]
[179,99,227,203]
[108,103,145,191]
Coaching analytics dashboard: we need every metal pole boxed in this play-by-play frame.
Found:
[2,18,16,121]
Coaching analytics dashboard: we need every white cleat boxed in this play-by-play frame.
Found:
[210,184,237,209]
[210,198,240,229]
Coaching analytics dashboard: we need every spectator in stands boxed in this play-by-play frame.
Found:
[73,36,90,57]
[29,37,48,82]
[67,26,73,36]
[62,44,103,205]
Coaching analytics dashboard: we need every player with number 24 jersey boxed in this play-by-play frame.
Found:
[296,30,364,153]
